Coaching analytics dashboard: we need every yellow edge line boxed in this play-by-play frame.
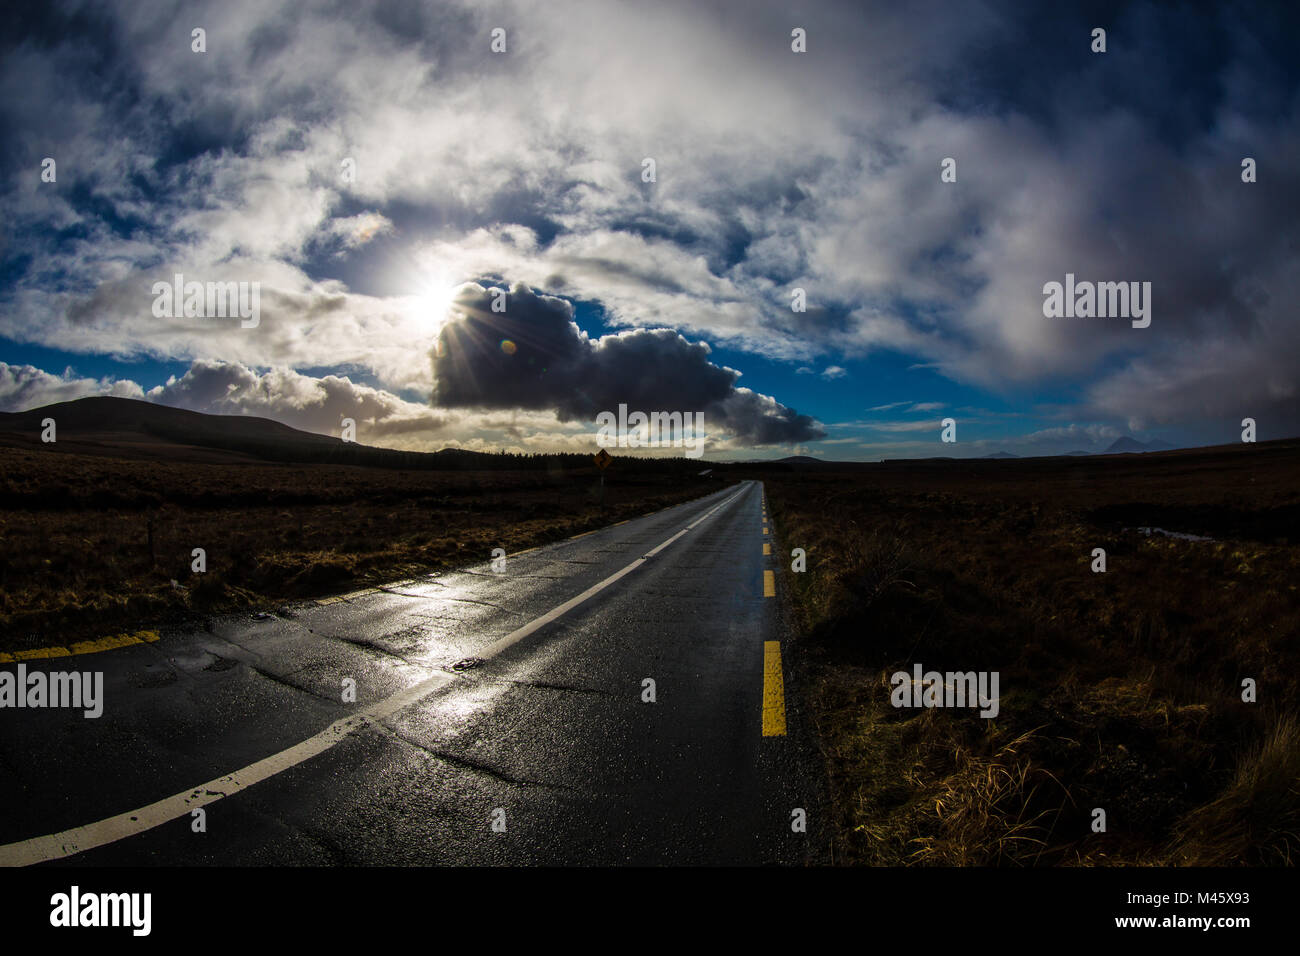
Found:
[0,630,161,664]
[763,543,771,555]
[762,641,787,736]
[763,569,775,597]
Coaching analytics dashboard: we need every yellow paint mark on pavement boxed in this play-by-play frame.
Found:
[763,543,771,555]
[10,647,70,661]
[762,641,786,736]
[0,630,160,664]
[763,570,775,597]
[69,631,160,656]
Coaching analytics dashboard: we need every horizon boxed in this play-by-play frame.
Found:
[6,391,1292,464]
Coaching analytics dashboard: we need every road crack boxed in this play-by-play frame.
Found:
[373,725,572,791]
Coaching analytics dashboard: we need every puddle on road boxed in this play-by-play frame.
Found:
[1127,526,1216,542]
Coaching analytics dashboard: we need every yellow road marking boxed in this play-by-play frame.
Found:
[762,641,786,736]
[763,569,775,597]
[0,630,160,664]
[763,526,769,535]
[763,543,771,555]
[9,647,70,661]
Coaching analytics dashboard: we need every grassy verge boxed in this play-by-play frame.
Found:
[0,446,724,652]
[756,446,1300,865]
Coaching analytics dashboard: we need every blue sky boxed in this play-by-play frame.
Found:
[2,0,1298,460]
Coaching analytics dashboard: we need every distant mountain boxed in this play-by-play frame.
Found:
[0,396,339,462]
[0,397,504,470]
[1063,450,1091,456]
[772,455,824,464]
[1104,436,1147,454]
[0,396,709,473]
[983,451,1019,459]
[1103,436,1176,455]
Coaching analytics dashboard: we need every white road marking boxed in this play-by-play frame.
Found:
[0,483,752,867]
[477,485,745,659]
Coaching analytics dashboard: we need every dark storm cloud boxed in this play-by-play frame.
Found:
[432,283,824,445]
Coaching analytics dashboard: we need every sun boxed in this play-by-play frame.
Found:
[407,277,464,332]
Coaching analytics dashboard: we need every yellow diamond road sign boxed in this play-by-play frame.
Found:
[593,448,612,470]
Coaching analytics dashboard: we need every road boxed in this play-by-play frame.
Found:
[0,479,822,866]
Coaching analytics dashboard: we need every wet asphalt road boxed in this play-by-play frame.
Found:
[0,479,822,865]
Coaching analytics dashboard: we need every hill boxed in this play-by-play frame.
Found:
[0,396,465,467]
[1103,436,1176,455]
[0,396,693,472]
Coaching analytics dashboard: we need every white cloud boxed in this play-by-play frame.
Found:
[0,363,144,411]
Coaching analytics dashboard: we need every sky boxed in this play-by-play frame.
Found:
[1,0,1298,460]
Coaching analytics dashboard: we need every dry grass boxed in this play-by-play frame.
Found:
[1164,714,1300,866]
[751,443,1300,866]
[0,446,722,652]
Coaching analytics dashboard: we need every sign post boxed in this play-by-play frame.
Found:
[593,448,611,509]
